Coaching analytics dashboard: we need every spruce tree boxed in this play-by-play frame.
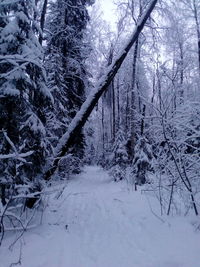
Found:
[46,0,93,172]
[0,0,52,205]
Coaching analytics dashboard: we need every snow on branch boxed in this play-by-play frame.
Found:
[0,0,21,5]
[0,131,34,161]
[0,151,34,161]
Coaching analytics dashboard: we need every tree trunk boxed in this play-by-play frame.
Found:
[179,42,184,104]
[130,40,139,159]
[141,104,146,136]
[39,0,48,45]
[112,80,116,141]
[193,0,200,76]
[44,0,158,180]
[125,83,130,133]
[116,76,120,132]
[0,185,6,206]
[102,101,105,161]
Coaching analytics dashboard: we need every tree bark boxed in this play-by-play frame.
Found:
[44,0,158,180]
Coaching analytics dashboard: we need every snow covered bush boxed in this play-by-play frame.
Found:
[149,101,200,215]
[132,137,153,186]
[109,164,125,182]
[108,128,129,181]
[58,154,82,179]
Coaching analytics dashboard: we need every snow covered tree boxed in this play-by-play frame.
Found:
[132,137,152,186]
[109,127,128,181]
[45,0,94,173]
[0,0,52,205]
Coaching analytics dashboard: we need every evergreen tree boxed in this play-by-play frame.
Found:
[45,0,93,171]
[133,137,152,186]
[109,127,128,181]
[0,0,52,205]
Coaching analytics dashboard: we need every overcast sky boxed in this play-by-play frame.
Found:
[97,0,117,29]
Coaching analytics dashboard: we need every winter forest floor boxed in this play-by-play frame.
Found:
[1,166,200,267]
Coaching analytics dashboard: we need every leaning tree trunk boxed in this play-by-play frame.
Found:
[44,0,158,181]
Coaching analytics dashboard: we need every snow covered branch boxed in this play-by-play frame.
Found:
[0,0,21,5]
[0,131,34,161]
[0,151,34,161]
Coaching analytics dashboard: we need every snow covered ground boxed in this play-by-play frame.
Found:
[1,166,200,267]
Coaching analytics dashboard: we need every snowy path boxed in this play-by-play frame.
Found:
[1,166,200,267]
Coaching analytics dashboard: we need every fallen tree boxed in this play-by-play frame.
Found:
[44,0,158,180]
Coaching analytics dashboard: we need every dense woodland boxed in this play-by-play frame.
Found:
[0,0,200,246]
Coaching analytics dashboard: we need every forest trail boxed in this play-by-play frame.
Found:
[1,166,200,267]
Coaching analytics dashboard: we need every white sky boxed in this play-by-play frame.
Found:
[97,0,117,29]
